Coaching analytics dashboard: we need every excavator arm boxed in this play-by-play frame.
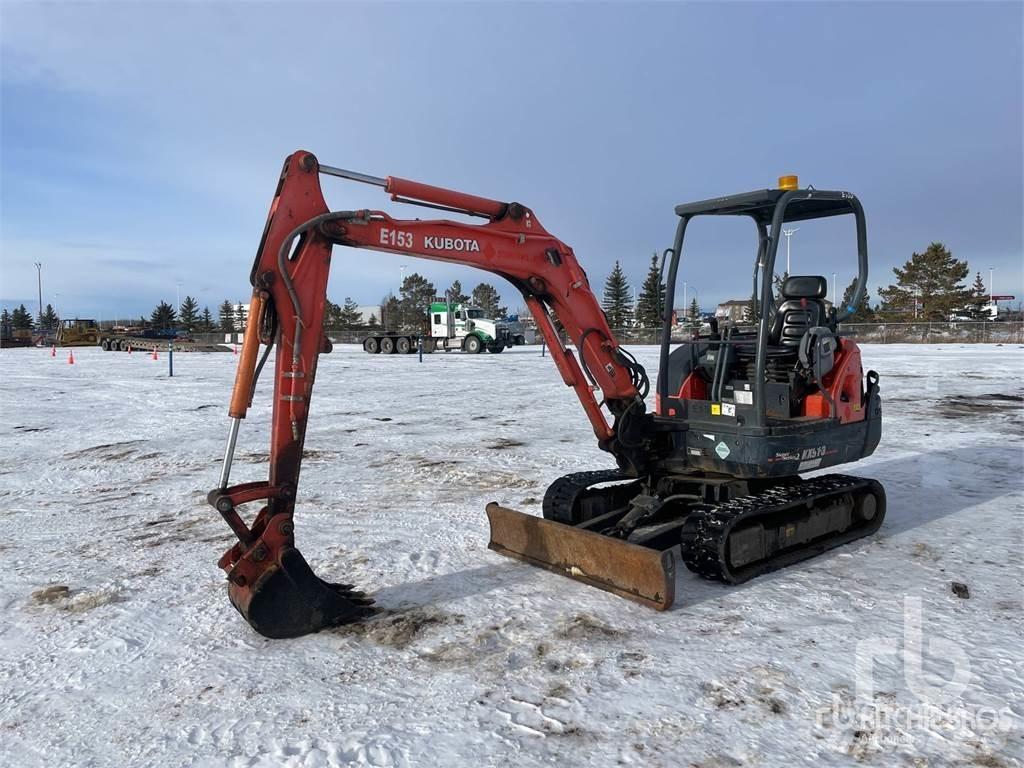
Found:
[208,150,657,638]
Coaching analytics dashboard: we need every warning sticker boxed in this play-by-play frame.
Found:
[735,390,753,405]
[711,404,721,416]
[715,441,731,459]
[723,403,736,417]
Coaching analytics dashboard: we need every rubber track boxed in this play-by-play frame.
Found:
[681,473,884,583]
[542,469,629,524]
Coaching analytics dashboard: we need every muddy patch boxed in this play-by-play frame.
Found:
[30,584,123,612]
[13,426,48,433]
[31,585,70,604]
[935,392,1023,419]
[556,613,623,640]
[301,449,341,460]
[414,456,462,470]
[485,438,526,450]
[338,607,464,650]
[63,440,146,461]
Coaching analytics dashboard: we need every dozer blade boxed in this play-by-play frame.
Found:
[485,503,675,610]
[227,547,375,639]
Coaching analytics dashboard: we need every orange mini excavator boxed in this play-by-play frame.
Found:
[208,152,884,638]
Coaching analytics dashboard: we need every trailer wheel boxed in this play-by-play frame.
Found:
[396,336,411,354]
[100,338,111,351]
[381,337,396,354]
[463,334,482,354]
[117,339,129,351]
[363,337,380,354]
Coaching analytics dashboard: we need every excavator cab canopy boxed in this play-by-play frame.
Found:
[659,184,870,430]
[673,188,860,224]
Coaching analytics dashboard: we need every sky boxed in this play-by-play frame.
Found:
[1,1,1021,322]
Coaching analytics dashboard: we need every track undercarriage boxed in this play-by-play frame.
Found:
[486,469,886,609]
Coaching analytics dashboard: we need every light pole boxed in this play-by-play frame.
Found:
[34,262,43,328]
[176,281,182,310]
[782,227,799,275]
[400,264,407,290]
[989,267,994,303]
[832,272,837,306]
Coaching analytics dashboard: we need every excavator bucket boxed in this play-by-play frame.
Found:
[226,546,375,639]
[485,503,676,610]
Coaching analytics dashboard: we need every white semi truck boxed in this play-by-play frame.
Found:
[361,300,526,354]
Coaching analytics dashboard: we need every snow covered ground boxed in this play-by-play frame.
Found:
[1,343,1021,767]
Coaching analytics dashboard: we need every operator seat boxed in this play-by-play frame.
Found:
[770,275,831,347]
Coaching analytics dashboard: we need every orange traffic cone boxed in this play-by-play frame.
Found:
[127,345,132,355]
[68,351,75,365]
[51,345,56,357]
[152,349,159,361]
[233,343,238,355]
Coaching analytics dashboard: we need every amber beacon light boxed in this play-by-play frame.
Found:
[778,174,799,190]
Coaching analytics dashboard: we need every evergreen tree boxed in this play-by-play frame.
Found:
[839,278,874,322]
[218,300,236,333]
[744,292,761,324]
[337,297,363,328]
[0,308,10,329]
[39,303,59,331]
[367,313,379,328]
[200,306,215,333]
[398,273,436,330]
[773,271,791,293]
[635,253,666,328]
[689,297,701,321]
[381,294,401,331]
[151,301,177,329]
[446,280,469,305]
[877,242,969,321]
[602,261,633,328]
[470,283,506,319]
[323,298,341,328]
[12,304,34,330]
[178,295,199,331]
[966,272,990,320]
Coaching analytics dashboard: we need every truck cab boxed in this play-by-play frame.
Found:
[429,302,523,353]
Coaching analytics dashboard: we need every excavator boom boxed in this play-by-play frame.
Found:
[208,150,660,637]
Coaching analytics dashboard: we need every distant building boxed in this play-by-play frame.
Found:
[715,300,749,323]
[715,297,834,324]
[356,305,383,324]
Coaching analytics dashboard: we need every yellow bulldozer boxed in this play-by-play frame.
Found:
[56,318,101,347]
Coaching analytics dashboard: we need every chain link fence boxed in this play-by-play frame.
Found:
[190,321,1023,348]
[835,321,1023,344]
[606,322,1024,346]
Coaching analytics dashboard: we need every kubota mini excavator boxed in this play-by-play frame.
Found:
[208,152,884,638]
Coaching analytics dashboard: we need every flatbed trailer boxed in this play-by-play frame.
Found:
[98,334,228,352]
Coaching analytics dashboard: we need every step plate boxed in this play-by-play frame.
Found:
[485,503,675,610]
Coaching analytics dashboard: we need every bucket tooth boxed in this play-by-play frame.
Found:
[485,503,675,610]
